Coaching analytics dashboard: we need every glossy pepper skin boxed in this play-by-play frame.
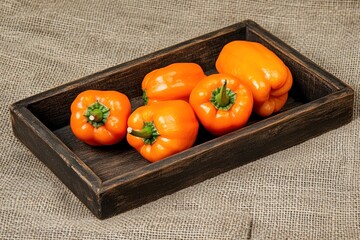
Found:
[215,40,293,117]
[189,73,253,136]
[70,90,131,146]
[126,100,199,162]
[142,63,206,105]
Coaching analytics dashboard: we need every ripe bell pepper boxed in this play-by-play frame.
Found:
[126,100,199,162]
[70,90,131,146]
[189,73,253,136]
[141,62,206,105]
[215,40,293,117]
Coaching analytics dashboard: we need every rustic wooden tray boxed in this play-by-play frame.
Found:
[10,20,354,219]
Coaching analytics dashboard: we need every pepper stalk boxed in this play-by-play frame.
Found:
[127,121,160,144]
[210,80,236,110]
[84,100,110,128]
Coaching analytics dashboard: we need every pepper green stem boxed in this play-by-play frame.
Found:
[142,90,148,105]
[127,122,159,144]
[84,100,110,128]
[88,108,103,122]
[216,80,230,107]
[210,80,236,110]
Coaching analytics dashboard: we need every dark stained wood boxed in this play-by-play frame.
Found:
[10,107,102,216]
[10,20,354,219]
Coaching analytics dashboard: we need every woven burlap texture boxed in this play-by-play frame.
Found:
[1,1,359,239]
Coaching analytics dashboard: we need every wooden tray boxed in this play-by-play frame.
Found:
[10,20,354,219]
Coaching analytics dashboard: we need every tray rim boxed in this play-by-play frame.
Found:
[10,19,355,218]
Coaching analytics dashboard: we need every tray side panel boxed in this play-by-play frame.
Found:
[10,106,102,218]
[99,88,353,219]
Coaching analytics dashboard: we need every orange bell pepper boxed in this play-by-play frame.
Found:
[215,40,293,117]
[70,90,131,146]
[189,73,253,136]
[142,62,206,105]
[126,100,199,162]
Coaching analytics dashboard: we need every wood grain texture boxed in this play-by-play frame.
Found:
[10,107,102,216]
[10,20,354,219]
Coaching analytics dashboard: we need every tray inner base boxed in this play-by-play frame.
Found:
[53,92,305,182]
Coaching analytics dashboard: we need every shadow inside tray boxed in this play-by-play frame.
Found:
[53,126,149,181]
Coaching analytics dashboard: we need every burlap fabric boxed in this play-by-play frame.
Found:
[1,1,359,239]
